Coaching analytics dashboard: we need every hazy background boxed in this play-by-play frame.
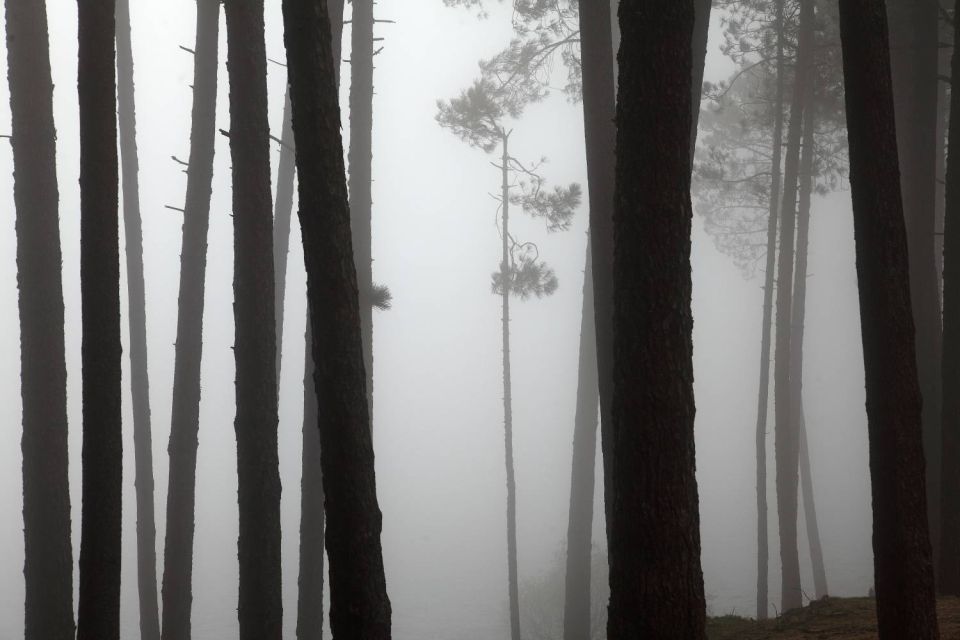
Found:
[0,1,872,638]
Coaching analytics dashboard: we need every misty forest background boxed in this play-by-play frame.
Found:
[1,0,958,638]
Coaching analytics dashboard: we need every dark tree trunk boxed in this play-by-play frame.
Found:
[838,1,940,637]
[5,0,74,637]
[578,0,615,544]
[274,87,297,377]
[281,0,392,636]
[160,0,219,637]
[755,0,787,620]
[690,0,711,158]
[223,0,282,637]
[115,1,160,636]
[607,1,705,638]
[887,0,943,561]
[793,91,828,600]
[294,4,344,639]
[348,0,375,427]
[562,242,599,640]
[774,0,813,614]
[939,0,960,597]
[76,0,122,637]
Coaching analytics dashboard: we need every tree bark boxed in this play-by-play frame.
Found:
[76,0,122,637]
[755,0,787,620]
[223,0,282,637]
[5,0,75,637]
[793,91,828,600]
[295,4,344,638]
[281,0,392,635]
[115,1,160,636]
[348,0,375,428]
[160,1,220,637]
[887,0,943,562]
[562,241,599,640]
[838,1,940,636]
[774,0,814,614]
[607,1,705,638]
[939,0,960,598]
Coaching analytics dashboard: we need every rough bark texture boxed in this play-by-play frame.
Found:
[348,0,375,428]
[223,0,282,637]
[281,0,392,636]
[838,1,940,637]
[940,0,960,597]
[115,1,160,636]
[887,0,943,559]
[562,241,599,640]
[5,0,75,637]
[578,0,615,542]
[499,133,522,640]
[160,0,219,636]
[295,4,344,639]
[756,0,787,619]
[794,97,828,600]
[76,0,122,637]
[607,1,706,638]
[774,0,813,614]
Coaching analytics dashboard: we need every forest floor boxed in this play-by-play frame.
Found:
[707,596,960,639]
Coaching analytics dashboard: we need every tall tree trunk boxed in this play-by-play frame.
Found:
[281,0,392,635]
[578,0,616,545]
[755,0,787,620]
[939,0,960,597]
[793,91,828,600]
[690,0,711,158]
[607,1,705,638]
[562,242,599,640]
[887,0,943,562]
[76,0,122,637]
[5,0,75,637]
[774,0,813,613]
[160,1,220,637]
[348,0,375,428]
[115,1,160,636]
[295,4,344,638]
[838,1,940,636]
[274,87,297,377]
[223,0,282,637]
[498,132,522,640]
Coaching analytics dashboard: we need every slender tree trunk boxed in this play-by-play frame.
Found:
[578,0,615,545]
[755,0,787,620]
[887,0,943,562]
[607,2,705,638]
[160,1,219,637]
[774,0,813,613]
[793,92,828,600]
[295,4,344,638]
[115,1,160,636]
[223,1,282,637]
[274,87,297,376]
[76,0,122,637]
[562,242,599,640]
[838,2,940,636]
[939,0,960,597]
[348,0,375,427]
[281,0,392,634]
[5,0,74,637]
[498,132,522,640]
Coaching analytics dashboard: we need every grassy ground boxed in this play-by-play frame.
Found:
[708,596,960,639]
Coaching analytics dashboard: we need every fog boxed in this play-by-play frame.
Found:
[0,1,875,638]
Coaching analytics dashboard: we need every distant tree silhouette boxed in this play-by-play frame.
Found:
[607,0,706,637]
[838,0,940,636]
[282,0,393,635]
[223,0,282,636]
[160,0,220,636]
[437,76,580,640]
[76,0,123,636]
[4,0,74,636]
